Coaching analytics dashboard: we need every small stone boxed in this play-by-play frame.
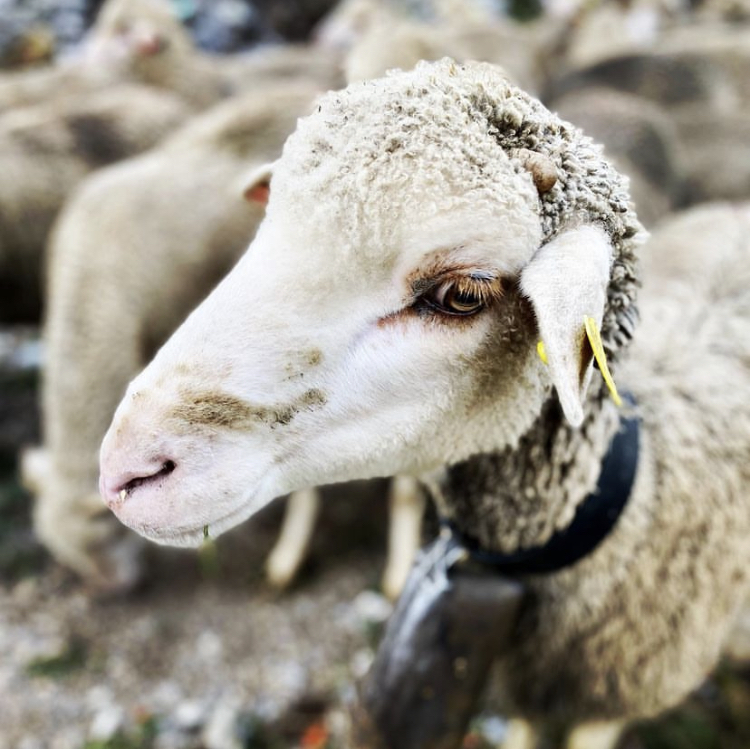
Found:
[202,698,242,749]
[475,715,508,745]
[150,680,183,712]
[18,738,44,749]
[352,590,392,625]
[85,684,114,711]
[174,699,208,730]
[349,648,374,679]
[196,629,223,661]
[89,705,125,742]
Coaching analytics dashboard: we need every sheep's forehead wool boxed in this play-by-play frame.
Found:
[271,60,540,264]
[271,59,643,357]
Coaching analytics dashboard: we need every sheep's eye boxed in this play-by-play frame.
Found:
[423,276,499,317]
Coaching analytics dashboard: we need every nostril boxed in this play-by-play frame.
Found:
[108,459,177,506]
[122,460,176,493]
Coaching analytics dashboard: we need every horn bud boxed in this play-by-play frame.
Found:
[513,149,558,194]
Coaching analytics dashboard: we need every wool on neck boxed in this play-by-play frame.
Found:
[435,382,624,554]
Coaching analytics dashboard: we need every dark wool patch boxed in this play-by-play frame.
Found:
[552,54,714,106]
[66,114,129,166]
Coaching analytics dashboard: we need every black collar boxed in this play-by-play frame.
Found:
[444,403,640,575]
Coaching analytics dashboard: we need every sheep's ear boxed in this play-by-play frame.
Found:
[241,162,275,205]
[520,225,613,427]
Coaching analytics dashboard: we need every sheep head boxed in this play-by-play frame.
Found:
[85,0,194,77]
[99,60,641,547]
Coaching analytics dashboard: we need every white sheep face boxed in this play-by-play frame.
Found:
[99,62,561,547]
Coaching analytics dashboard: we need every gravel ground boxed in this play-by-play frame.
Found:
[0,470,395,749]
[1,545,380,749]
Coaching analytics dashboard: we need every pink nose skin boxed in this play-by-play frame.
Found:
[99,459,177,509]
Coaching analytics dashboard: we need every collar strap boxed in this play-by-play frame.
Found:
[444,402,640,576]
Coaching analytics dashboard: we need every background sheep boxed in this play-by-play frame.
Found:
[544,23,750,211]
[0,0,344,111]
[96,60,750,748]
[341,8,549,93]
[0,0,346,328]
[0,84,191,323]
[546,86,684,227]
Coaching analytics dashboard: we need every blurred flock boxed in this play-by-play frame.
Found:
[0,0,749,747]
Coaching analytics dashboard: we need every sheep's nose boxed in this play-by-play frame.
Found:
[99,459,177,509]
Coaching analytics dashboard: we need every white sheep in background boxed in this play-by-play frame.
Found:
[545,26,750,207]
[0,84,191,322]
[97,60,749,746]
[0,0,344,323]
[0,0,344,112]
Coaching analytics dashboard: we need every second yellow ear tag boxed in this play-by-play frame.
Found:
[584,316,622,407]
[537,340,548,365]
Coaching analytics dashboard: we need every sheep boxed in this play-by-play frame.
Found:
[0,0,199,110]
[0,4,345,325]
[0,83,191,323]
[545,28,750,207]
[548,27,750,114]
[342,13,547,93]
[316,0,551,93]
[0,0,242,110]
[551,0,666,72]
[0,83,194,323]
[97,59,750,746]
[90,0,344,105]
[670,106,750,204]
[0,0,344,112]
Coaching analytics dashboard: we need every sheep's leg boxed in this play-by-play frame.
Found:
[381,475,425,601]
[565,720,625,749]
[502,718,538,749]
[265,487,321,588]
[35,271,147,593]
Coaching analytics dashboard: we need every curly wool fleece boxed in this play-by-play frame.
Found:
[273,58,643,360]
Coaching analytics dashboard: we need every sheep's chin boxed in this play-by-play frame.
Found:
[118,482,275,548]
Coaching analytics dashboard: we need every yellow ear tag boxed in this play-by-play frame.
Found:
[537,341,548,365]
[584,315,622,407]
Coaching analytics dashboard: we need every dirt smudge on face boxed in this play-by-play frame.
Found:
[171,388,327,432]
[305,349,323,367]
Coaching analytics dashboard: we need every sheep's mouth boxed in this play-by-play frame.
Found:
[119,473,275,548]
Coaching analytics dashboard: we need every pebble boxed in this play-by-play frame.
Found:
[85,684,115,711]
[349,647,374,679]
[151,680,185,712]
[195,629,223,660]
[174,698,209,730]
[202,698,243,749]
[18,739,45,749]
[89,705,125,741]
[352,589,393,624]
[476,714,509,744]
